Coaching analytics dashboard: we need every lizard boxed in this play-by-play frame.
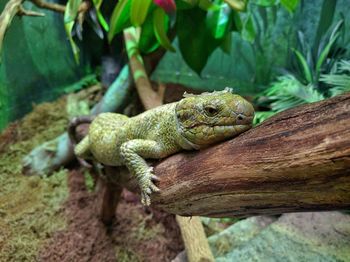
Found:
[69,88,255,206]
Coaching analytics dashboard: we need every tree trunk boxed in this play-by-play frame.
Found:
[150,93,350,217]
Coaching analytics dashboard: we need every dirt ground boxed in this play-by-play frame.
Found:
[39,169,184,262]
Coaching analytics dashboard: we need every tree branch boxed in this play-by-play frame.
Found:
[149,93,350,217]
[0,0,23,57]
[29,0,65,13]
[29,0,90,14]
[18,5,44,16]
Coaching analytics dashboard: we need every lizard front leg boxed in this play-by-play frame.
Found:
[120,139,167,206]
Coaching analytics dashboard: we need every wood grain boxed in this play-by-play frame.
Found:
[151,93,350,217]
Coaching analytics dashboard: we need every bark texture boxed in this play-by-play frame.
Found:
[151,93,350,217]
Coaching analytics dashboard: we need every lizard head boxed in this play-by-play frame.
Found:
[175,88,255,148]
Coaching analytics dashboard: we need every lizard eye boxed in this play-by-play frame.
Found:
[204,105,218,116]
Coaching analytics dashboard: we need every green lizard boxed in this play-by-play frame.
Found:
[70,89,254,206]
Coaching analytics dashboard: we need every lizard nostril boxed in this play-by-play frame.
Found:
[237,115,244,121]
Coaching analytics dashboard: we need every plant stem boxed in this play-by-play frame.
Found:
[123,27,163,109]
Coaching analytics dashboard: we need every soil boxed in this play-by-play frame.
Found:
[39,169,184,262]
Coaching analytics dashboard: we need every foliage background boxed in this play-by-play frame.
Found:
[1,0,350,131]
[152,0,350,95]
[0,1,87,130]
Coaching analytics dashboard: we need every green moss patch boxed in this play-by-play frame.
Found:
[0,98,69,261]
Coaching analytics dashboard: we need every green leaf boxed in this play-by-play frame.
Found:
[315,32,340,79]
[338,60,350,73]
[232,11,242,31]
[198,0,219,11]
[241,14,256,43]
[91,0,109,31]
[321,73,350,93]
[96,11,110,31]
[139,13,160,53]
[280,0,299,13]
[64,0,81,23]
[176,0,198,10]
[292,48,313,83]
[177,8,222,74]
[262,75,324,113]
[153,8,175,52]
[65,23,80,63]
[206,3,232,39]
[179,0,199,5]
[251,0,279,7]
[130,0,153,27]
[92,0,103,10]
[220,32,232,53]
[253,111,276,126]
[108,0,131,42]
[320,60,350,96]
[64,0,82,63]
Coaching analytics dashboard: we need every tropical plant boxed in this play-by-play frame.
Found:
[320,60,350,97]
[289,19,345,90]
[253,75,324,125]
[254,14,349,125]
[62,0,300,73]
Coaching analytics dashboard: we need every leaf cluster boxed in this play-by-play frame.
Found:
[108,0,246,74]
[254,18,349,125]
[62,0,299,74]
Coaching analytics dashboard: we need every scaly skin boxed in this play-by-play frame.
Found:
[74,89,255,205]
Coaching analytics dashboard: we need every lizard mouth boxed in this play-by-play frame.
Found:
[210,124,252,133]
[187,114,254,129]
[186,123,252,137]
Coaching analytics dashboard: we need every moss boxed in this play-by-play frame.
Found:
[115,247,141,262]
[83,170,95,192]
[0,97,69,261]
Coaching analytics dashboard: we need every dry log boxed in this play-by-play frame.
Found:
[150,93,350,217]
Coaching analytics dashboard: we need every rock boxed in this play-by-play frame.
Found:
[217,212,350,262]
[209,216,276,257]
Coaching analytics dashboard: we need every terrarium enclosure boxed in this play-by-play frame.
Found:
[0,0,349,261]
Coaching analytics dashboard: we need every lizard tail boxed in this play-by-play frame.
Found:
[68,116,93,146]
[68,116,95,168]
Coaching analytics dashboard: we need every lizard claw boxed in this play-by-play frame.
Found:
[141,192,151,206]
[138,168,160,206]
[145,188,152,195]
[151,174,160,182]
[150,184,160,192]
